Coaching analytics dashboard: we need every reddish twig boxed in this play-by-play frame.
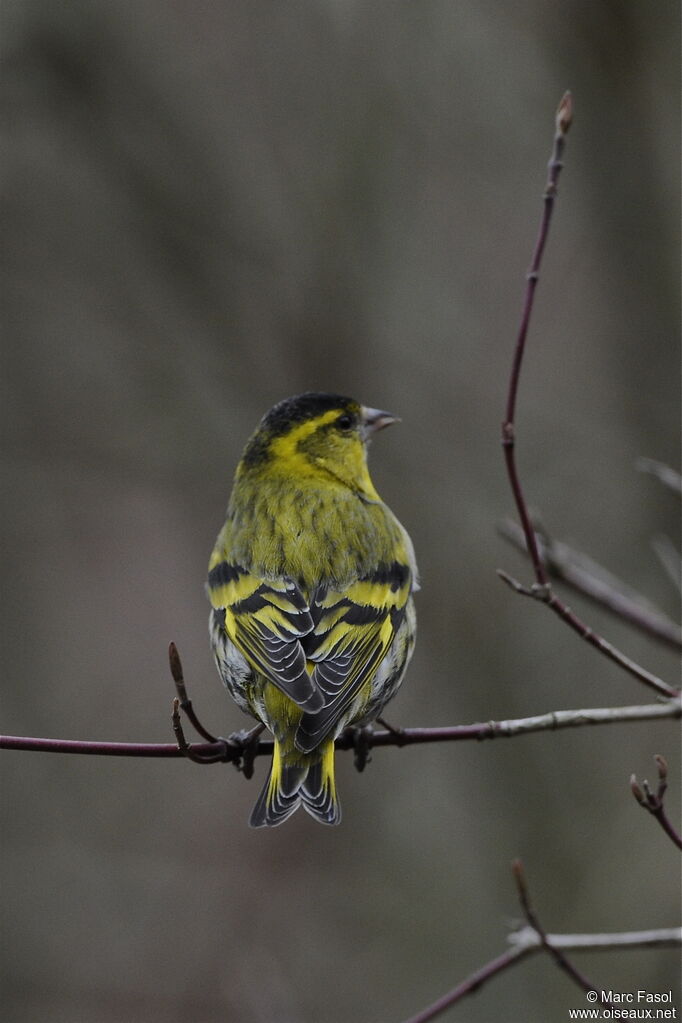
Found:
[400,945,532,1023]
[2,697,679,759]
[512,859,610,1006]
[499,94,678,701]
[0,735,196,757]
[498,518,682,651]
[168,643,266,773]
[401,921,680,1021]
[501,92,573,583]
[2,640,678,763]
[498,571,677,697]
[169,642,219,743]
[171,697,228,765]
[631,755,682,851]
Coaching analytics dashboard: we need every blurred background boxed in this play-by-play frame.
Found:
[1,2,680,1021]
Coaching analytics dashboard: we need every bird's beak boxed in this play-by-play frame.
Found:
[361,405,400,440]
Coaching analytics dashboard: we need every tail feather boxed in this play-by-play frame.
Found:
[300,740,341,825]
[248,739,341,828]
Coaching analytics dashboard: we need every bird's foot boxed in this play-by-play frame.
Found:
[349,725,374,773]
[226,723,265,779]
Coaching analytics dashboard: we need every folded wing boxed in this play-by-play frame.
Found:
[295,560,412,752]
[208,559,323,712]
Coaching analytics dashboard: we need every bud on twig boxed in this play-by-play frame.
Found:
[630,774,645,805]
[556,91,573,135]
[654,754,668,781]
[169,641,188,703]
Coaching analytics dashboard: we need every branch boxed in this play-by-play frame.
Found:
[498,518,682,650]
[169,642,219,743]
[2,696,679,758]
[400,946,532,1023]
[512,859,609,1005]
[499,93,679,701]
[501,91,573,584]
[508,925,682,952]
[631,754,682,851]
[404,858,681,1023]
[402,920,680,1022]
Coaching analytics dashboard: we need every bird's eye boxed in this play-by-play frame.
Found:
[336,414,354,431]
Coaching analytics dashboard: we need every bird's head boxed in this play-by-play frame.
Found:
[237,392,398,501]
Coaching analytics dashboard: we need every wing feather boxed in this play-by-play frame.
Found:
[295,560,412,751]
[208,560,323,711]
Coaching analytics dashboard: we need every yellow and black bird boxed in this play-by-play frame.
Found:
[208,393,418,827]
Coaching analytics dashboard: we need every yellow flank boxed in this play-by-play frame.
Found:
[208,392,418,827]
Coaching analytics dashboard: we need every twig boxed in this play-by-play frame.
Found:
[400,945,532,1023]
[171,697,227,765]
[512,859,609,1005]
[360,698,682,745]
[2,696,679,758]
[508,925,682,951]
[402,923,681,1022]
[631,755,682,851]
[498,518,682,651]
[168,644,267,772]
[403,97,682,1023]
[501,92,573,585]
[169,642,219,743]
[498,571,678,697]
[636,458,682,495]
[499,94,679,701]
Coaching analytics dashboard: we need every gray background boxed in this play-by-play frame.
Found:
[2,2,680,1021]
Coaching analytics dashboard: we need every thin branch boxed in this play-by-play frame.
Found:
[402,923,681,1022]
[2,696,679,759]
[508,925,682,952]
[499,571,678,697]
[501,91,573,585]
[499,518,682,651]
[171,697,227,765]
[400,945,532,1023]
[631,754,682,851]
[0,735,188,757]
[169,642,219,743]
[360,698,681,746]
[512,859,610,1005]
[499,94,679,701]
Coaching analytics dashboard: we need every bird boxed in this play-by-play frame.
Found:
[207,392,418,827]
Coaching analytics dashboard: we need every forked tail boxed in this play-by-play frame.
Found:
[249,738,341,827]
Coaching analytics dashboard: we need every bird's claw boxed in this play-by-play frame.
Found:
[226,724,264,779]
[350,726,374,773]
